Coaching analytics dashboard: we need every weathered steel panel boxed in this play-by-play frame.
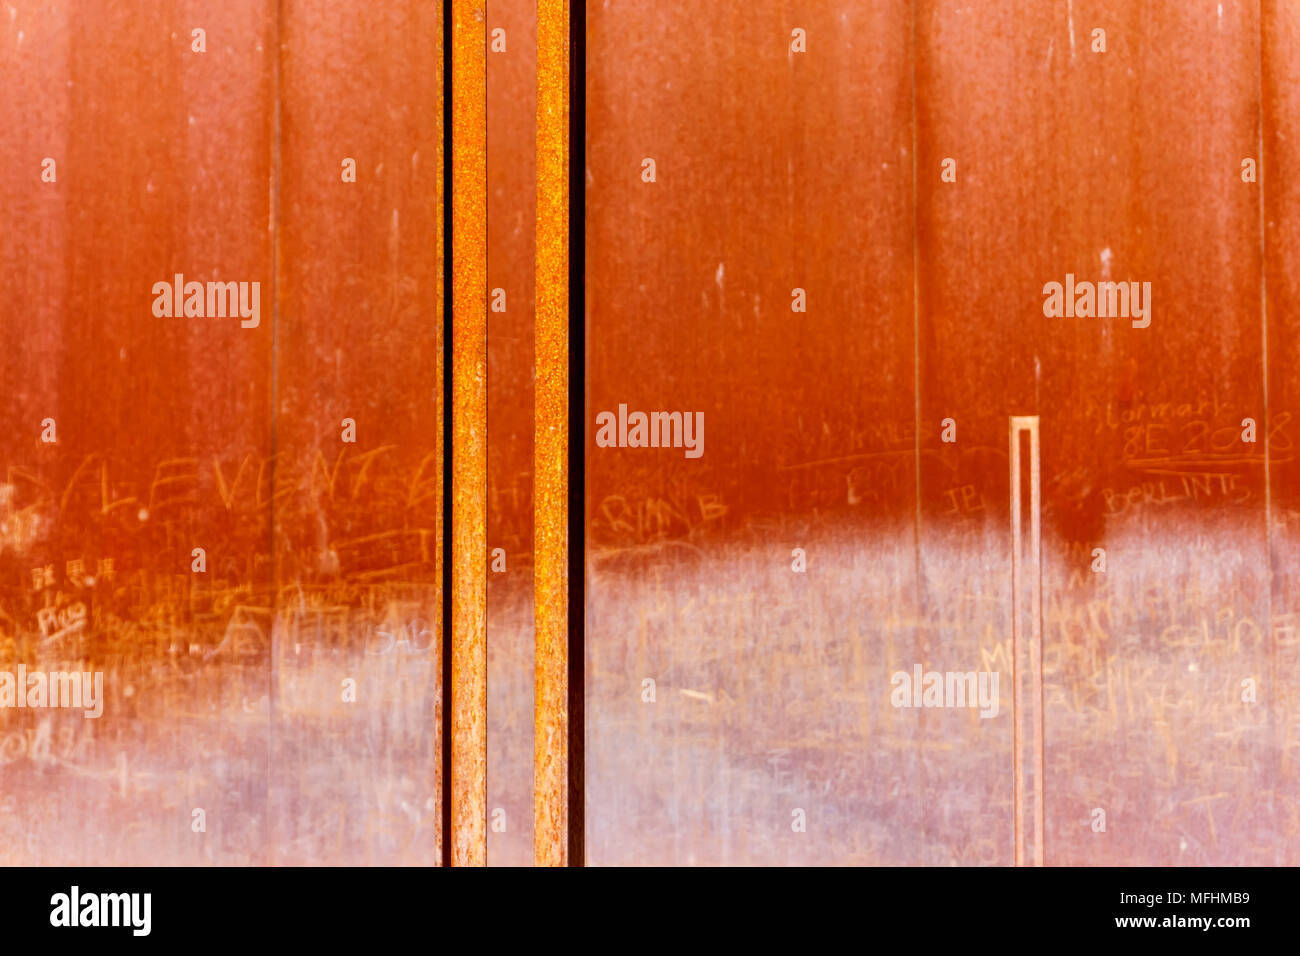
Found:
[274,0,444,865]
[5,0,1295,869]
[0,0,445,866]
[487,0,537,868]
[0,0,277,864]
[915,0,1271,865]
[585,0,1291,865]
[585,0,919,865]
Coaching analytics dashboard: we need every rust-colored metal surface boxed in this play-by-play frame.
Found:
[275,0,444,864]
[7,0,1297,869]
[0,1,443,864]
[486,0,537,868]
[533,0,571,868]
[451,0,488,867]
[586,0,918,865]
[585,1,1297,865]
[1263,0,1300,863]
[914,0,1273,866]
[0,0,277,864]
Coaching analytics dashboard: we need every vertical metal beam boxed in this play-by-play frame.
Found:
[534,0,572,867]
[451,0,488,867]
[435,0,446,867]
[1009,415,1044,867]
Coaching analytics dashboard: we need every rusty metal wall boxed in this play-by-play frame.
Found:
[5,0,1297,868]
[0,1,442,864]
[274,0,444,865]
[586,0,918,865]
[585,0,1298,865]
[914,0,1274,867]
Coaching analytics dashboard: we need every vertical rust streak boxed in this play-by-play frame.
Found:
[452,0,487,867]
[534,0,570,867]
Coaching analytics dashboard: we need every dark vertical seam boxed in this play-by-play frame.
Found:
[568,0,587,867]
[441,0,455,869]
